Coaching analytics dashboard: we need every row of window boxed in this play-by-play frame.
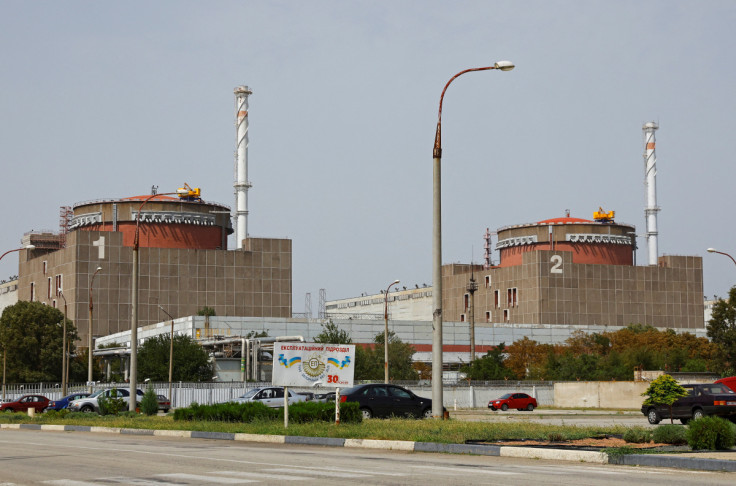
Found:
[464,287,519,311]
[460,309,513,323]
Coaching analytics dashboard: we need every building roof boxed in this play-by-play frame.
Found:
[536,216,593,224]
[120,195,180,202]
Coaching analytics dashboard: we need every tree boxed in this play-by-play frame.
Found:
[460,343,516,380]
[355,331,418,381]
[707,286,736,372]
[314,320,352,344]
[641,374,689,424]
[136,334,213,382]
[0,301,78,382]
[197,306,216,317]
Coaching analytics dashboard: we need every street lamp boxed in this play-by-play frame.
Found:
[88,266,103,393]
[59,290,68,396]
[431,61,514,419]
[0,244,34,401]
[707,248,736,267]
[383,279,400,384]
[130,191,182,411]
[158,304,175,408]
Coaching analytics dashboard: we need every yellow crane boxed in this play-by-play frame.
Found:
[593,207,615,222]
[177,183,201,201]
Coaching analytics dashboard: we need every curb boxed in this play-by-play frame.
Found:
[3,423,735,471]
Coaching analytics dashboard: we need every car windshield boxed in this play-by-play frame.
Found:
[89,390,105,398]
[239,389,260,399]
[499,393,512,399]
[703,385,734,395]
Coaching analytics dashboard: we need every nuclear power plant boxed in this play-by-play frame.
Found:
[14,86,292,351]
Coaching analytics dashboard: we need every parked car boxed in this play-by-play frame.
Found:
[68,388,144,413]
[314,392,336,403]
[641,383,736,424]
[45,392,91,411]
[231,387,308,408]
[339,383,437,419]
[0,394,50,413]
[156,395,171,413]
[488,392,537,411]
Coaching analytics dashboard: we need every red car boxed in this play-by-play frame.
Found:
[0,394,50,413]
[488,392,537,411]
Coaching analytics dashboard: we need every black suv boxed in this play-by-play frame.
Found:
[641,383,736,424]
[339,384,436,419]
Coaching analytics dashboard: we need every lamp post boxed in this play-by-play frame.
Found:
[88,266,103,393]
[158,304,175,407]
[707,248,736,267]
[130,191,181,411]
[383,279,400,384]
[0,244,34,401]
[431,61,514,418]
[59,290,68,396]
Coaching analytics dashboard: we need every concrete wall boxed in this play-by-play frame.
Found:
[554,381,649,409]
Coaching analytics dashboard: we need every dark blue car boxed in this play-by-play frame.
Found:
[45,392,91,411]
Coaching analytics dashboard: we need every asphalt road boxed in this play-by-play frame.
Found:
[0,429,733,485]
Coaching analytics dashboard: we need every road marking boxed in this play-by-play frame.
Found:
[412,465,518,476]
[260,468,368,478]
[211,470,311,481]
[159,473,256,483]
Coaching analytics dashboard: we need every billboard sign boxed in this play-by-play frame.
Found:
[272,342,355,387]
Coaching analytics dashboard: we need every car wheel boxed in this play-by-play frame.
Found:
[501,404,508,411]
[692,408,705,421]
[526,403,535,412]
[517,408,524,411]
[4,408,13,413]
[490,406,496,411]
[163,408,169,413]
[360,407,373,419]
[80,405,94,413]
[421,408,432,419]
[647,408,661,425]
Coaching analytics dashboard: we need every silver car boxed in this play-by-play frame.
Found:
[68,388,143,413]
[231,387,307,408]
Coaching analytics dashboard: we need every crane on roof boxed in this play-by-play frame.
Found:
[177,183,201,201]
[593,207,615,223]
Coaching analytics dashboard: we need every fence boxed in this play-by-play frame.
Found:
[1,381,555,409]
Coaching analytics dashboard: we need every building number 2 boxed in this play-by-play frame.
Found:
[550,255,563,274]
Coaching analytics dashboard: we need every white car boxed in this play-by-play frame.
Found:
[232,387,308,408]
[68,388,143,413]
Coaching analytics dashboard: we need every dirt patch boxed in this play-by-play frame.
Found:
[492,437,667,449]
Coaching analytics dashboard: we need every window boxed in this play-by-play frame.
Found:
[507,288,512,306]
[485,311,491,323]
[463,293,469,312]
[43,261,47,275]
[485,275,491,288]
[503,309,509,322]
[47,277,52,299]
[494,290,500,309]
[52,299,57,308]
[460,314,466,322]
[30,282,35,301]
[55,275,63,297]
[512,288,518,307]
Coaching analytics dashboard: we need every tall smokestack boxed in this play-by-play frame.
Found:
[234,86,252,249]
[643,121,660,265]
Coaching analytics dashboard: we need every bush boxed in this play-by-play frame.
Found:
[686,416,736,450]
[173,401,278,423]
[98,390,126,416]
[623,427,652,444]
[171,400,362,424]
[652,424,687,445]
[140,388,159,416]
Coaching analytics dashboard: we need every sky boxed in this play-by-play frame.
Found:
[1,1,735,313]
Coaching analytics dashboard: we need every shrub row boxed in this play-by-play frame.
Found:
[623,418,735,450]
[172,400,362,424]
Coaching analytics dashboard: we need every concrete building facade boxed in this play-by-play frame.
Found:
[17,194,292,350]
